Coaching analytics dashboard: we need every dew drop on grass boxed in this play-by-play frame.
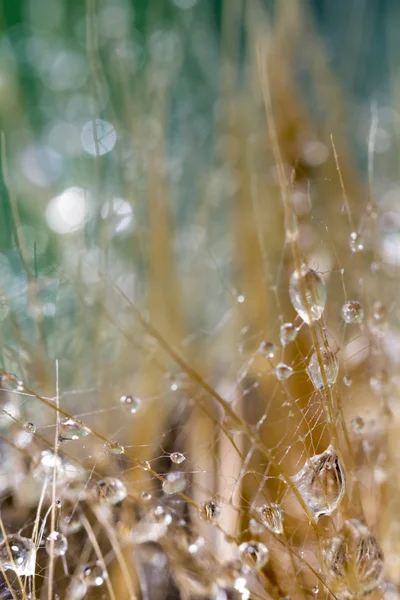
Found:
[58,418,90,442]
[280,323,297,346]
[289,265,326,324]
[239,541,269,570]
[274,362,293,381]
[370,301,388,334]
[80,561,107,587]
[0,535,36,576]
[46,531,68,557]
[323,519,383,597]
[258,503,283,534]
[95,477,127,505]
[308,349,339,390]
[292,445,345,520]
[341,301,364,324]
[162,472,187,494]
[198,500,222,523]
[349,231,365,252]
[23,421,36,433]
[120,394,141,414]
[170,452,185,464]
[104,441,125,455]
[258,341,278,358]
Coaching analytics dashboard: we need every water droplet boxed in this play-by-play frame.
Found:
[280,323,298,346]
[292,445,345,519]
[0,535,36,576]
[61,514,82,535]
[351,416,365,435]
[341,301,364,324]
[168,371,189,392]
[198,500,222,523]
[343,376,352,387]
[188,535,205,554]
[249,518,264,535]
[308,349,339,389]
[80,561,107,587]
[162,472,187,494]
[104,441,125,455]
[323,519,383,597]
[239,541,269,571]
[131,505,172,544]
[58,418,90,442]
[274,362,293,381]
[46,531,68,557]
[258,503,283,534]
[289,265,326,324]
[120,394,141,414]
[370,370,391,396]
[67,579,87,600]
[170,452,185,464]
[139,460,151,471]
[350,231,365,252]
[95,477,127,505]
[370,301,388,334]
[33,449,83,483]
[258,341,278,359]
[141,491,152,502]
[23,421,36,433]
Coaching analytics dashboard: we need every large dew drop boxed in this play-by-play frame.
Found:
[198,500,222,524]
[289,265,326,324]
[162,472,187,494]
[0,535,36,576]
[341,301,364,324]
[280,323,297,346]
[95,477,127,505]
[308,349,339,390]
[58,418,90,442]
[239,541,269,571]
[257,503,283,535]
[323,519,384,597]
[80,561,107,587]
[292,445,345,520]
[46,531,68,557]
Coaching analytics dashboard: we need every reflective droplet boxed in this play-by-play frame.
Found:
[95,477,127,505]
[104,441,125,455]
[249,518,264,536]
[170,452,185,464]
[341,301,364,324]
[198,500,222,523]
[351,416,365,436]
[162,472,187,495]
[258,341,278,359]
[141,491,152,502]
[58,418,90,442]
[61,514,82,535]
[80,561,107,587]
[187,534,205,554]
[323,519,383,597]
[120,394,141,414]
[258,503,283,535]
[350,231,365,253]
[67,579,87,600]
[0,535,36,576]
[239,541,269,571]
[139,461,151,471]
[23,421,36,433]
[131,505,172,543]
[274,362,293,381]
[370,370,391,396]
[370,301,388,335]
[292,445,345,520]
[343,376,352,387]
[81,119,116,156]
[308,349,339,390]
[280,323,298,346]
[46,531,68,557]
[289,265,326,324]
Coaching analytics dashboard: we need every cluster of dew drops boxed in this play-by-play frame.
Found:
[0,260,390,599]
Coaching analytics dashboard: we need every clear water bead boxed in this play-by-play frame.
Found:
[162,472,187,494]
[341,301,364,324]
[349,231,364,252]
[351,416,365,435]
[292,445,345,520]
[370,301,388,334]
[58,418,90,442]
[0,535,36,576]
[104,441,125,455]
[274,362,293,381]
[258,341,278,359]
[96,477,127,505]
[61,514,82,535]
[258,503,283,535]
[289,265,326,324]
[308,349,339,390]
[23,421,36,433]
[46,531,68,557]
[80,561,107,587]
[120,394,141,414]
[239,541,269,571]
[280,323,297,346]
[198,500,222,524]
[170,452,185,464]
[323,519,383,597]
[249,518,265,536]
